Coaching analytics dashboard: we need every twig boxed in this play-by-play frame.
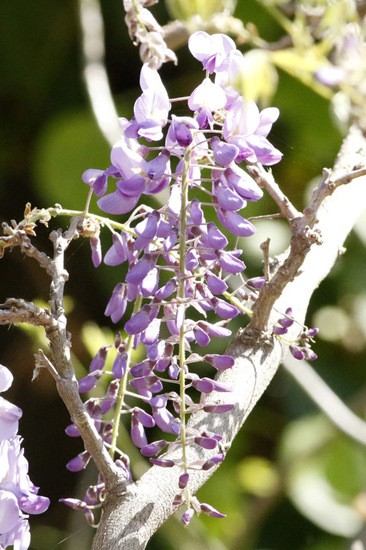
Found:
[283,354,366,446]
[248,163,301,221]
[260,238,271,282]
[0,218,125,490]
[78,0,121,146]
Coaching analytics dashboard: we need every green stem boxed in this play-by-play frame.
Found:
[109,294,143,460]
[178,144,192,477]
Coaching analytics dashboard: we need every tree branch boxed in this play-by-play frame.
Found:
[92,125,366,549]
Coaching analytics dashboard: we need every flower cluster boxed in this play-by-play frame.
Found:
[72,31,283,523]
[273,308,318,361]
[0,365,49,550]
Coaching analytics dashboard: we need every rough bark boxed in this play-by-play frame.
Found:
[91,125,366,549]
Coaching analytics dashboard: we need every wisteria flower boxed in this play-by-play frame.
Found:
[188,31,236,74]
[224,97,282,165]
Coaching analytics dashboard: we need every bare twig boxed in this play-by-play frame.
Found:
[283,354,366,446]
[78,0,121,146]
[248,163,301,221]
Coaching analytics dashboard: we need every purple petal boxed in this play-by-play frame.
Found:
[104,232,128,266]
[179,472,190,489]
[97,189,139,215]
[149,458,175,467]
[217,209,256,237]
[155,279,177,300]
[78,373,101,393]
[206,222,228,249]
[140,439,167,457]
[131,415,148,448]
[203,404,235,414]
[205,272,228,295]
[204,354,235,370]
[66,451,91,472]
[215,183,245,211]
[211,298,239,319]
[126,257,155,285]
[190,198,205,225]
[210,136,238,166]
[125,305,153,335]
[140,267,159,297]
[218,250,246,274]
[117,175,146,197]
[194,436,218,450]
[65,424,80,437]
[134,408,155,428]
[200,321,232,338]
[112,352,128,379]
[146,149,170,180]
[200,503,226,518]
[202,452,226,470]
[104,283,127,323]
[193,326,211,347]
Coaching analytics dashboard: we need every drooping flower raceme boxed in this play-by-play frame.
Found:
[73,30,284,524]
[0,365,49,550]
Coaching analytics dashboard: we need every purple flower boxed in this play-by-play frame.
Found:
[194,436,218,450]
[66,450,91,472]
[203,404,234,414]
[140,267,159,297]
[204,354,235,370]
[219,164,263,202]
[90,235,102,268]
[89,347,108,373]
[205,272,228,295]
[188,31,236,74]
[178,472,190,489]
[193,326,211,347]
[125,305,156,335]
[133,64,171,141]
[182,508,195,525]
[104,283,127,323]
[214,181,246,211]
[224,97,282,165]
[140,439,167,457]
[190,198,205,225]
[202,452,226,470]
[218,250,246,274]
[0,436,50,549]
[131,414,148,448]
[152,405,180,435]
[82,168,108,197]
[200,502,226,518]
[210,136,239,166]
[217,208,255,237]
[188,78,227,128]
[247,276,266,290]
[0,366,22,443]
[126,255,155,285]
[104,232,128,266]
[78,371,102,393]
[200,321,232,338]
[211,297,239,319]
[134,210,160,250]
[166,115,198,148]
[112,351,128,379]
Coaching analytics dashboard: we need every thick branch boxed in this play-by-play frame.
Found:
[92,125,366,549]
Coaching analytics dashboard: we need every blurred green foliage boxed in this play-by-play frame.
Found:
[0,0,365,549]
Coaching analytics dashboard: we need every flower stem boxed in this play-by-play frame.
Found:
[109,294,143,460]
